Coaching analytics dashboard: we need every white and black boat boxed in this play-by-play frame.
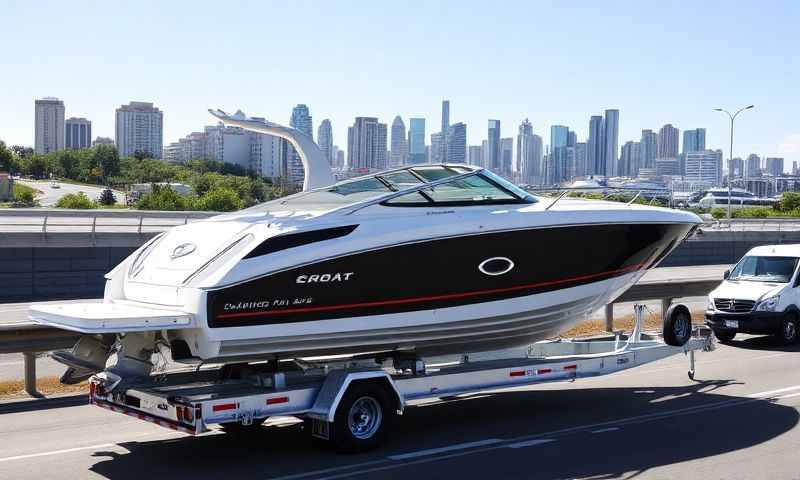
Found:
[30,110,701,375]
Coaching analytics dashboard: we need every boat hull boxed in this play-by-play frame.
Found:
[191,222,694,359]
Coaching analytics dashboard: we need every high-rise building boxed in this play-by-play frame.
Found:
[587,115,604,176]
[500,137,513,175]
[730,157,744,178]
[430,132,445,164]
[317,119,334,167]
[441,100,450,133]
[468,145,483,167]
[445,122,467,164]
[336,149,345,169]
[34,97,65,154]
[685,150,723,185]
[487,120,501,172]
[766,157,785,176]
[390,116,408,167]
[575,142,587,178]
[550,125,570,183]
[115,101,163,158]
[286,104,313,183]
[65,117,91,150]
[639,129,658,170]
[619,141,641,178]
[682,128,706,154]
[347,117,387,171]
[516,119,538,182]
[247,123,281,179]
[204,124,250,169]
[657,124,679,159]
[376,122,388,169]
[407,118,426,164]
[746,154,761,177]
[603,109,619,177]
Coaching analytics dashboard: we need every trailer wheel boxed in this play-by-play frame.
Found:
[663,304,692,347]
[331,382,395,453]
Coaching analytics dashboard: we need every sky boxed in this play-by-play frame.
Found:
[2,0,799,168]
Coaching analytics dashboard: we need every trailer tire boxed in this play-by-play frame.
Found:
[663,304,692,347]
[331,382,395,453]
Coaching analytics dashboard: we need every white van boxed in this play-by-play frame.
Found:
[706,244,800,344]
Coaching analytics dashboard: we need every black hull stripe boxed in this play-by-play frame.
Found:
[217,261,646,320]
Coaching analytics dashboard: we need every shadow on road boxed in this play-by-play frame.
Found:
[0,393,86,415]
[722,334,800,352]
[87,380,798,480]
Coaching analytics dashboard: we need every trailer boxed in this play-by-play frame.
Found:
[86,304,715,452]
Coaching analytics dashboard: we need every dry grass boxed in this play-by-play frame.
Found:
[0,377,87,400]
[563,309,706,338]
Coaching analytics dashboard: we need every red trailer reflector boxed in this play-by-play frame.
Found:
[266,396,289,405]
[564,365,577,371]
[212,402,237,412]
[509,370,525,377]
[537,368,552,374]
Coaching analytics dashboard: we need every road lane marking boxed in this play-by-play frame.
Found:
[747,385,800,398]
[590,427,620,434]
[388,438,501,460]
[0,443,117,463]
[506,438,555,448]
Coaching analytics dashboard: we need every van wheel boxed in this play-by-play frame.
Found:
[713,329,736,343]
[331,382,395,453]
[777,314,799,345]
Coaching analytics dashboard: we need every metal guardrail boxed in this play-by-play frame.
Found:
[0,209,218,235]
[0,272,723,398]
[703,218,800,232]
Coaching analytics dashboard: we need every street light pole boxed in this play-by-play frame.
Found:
[714,105,754,219]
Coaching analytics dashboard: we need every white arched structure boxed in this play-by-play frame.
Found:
[208,109,335,191]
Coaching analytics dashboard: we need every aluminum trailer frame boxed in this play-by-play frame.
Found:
[86,307,715,451]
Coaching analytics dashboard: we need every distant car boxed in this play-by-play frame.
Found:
[706,244,800,344]
[50,182,60,189]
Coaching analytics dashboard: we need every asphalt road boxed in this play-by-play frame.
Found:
[1,336,799,479]
[17,180,126,206]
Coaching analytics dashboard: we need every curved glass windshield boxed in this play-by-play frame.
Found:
[383,172,536,206]
[728,256,799,283]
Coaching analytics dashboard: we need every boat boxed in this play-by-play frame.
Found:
[29,109,702,378]
[689,187,778,210]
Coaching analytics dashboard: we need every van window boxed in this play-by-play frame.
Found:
[728,256,799,283]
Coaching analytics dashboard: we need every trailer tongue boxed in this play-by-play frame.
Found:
[84,305,715,452]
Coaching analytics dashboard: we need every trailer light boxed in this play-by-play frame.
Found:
[183,406,195,423]
[212,402,237,412]
[537,368,552,375]
[176,406,184,421]
[564,365,577,371]
[266,396,289,405]
[509,370,525,377]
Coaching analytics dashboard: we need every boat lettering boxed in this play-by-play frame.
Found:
[224,301,271,311]
[296,272,354,284]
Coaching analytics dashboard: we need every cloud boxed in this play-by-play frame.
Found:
[779,134,800,155]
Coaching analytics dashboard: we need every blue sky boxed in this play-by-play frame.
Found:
[2,0,799,167]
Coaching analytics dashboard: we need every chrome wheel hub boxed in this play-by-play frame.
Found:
[348,396,382,440]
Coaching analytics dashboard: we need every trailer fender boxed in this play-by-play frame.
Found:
[307,370,403,423]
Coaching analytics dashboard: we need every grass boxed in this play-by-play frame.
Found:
[0,377,87,400]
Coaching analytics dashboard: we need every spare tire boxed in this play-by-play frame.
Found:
[663,304,692,346]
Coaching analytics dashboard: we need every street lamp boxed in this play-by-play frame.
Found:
[714,105,754,219]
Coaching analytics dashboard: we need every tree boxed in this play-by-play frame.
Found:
[133,150,151,161]
[136,184,195,211]
[0,141,12,172]
[779,192,800,212]
[55,149,81,179]
[10,145,33,159]
[97,188,117,206]
[94,145,120,180]
[55,192,96,209]
[198,187,244,212]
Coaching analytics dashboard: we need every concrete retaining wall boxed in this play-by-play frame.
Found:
[660,230,800,267]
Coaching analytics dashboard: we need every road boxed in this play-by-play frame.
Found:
[1,337,799,479]
[18,180,126,206]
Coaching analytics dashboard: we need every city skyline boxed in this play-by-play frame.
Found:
[1,2,798,166]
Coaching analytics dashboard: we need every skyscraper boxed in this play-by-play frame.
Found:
[575,142,587,178]
[468,145,483,167]
[317,119,334,167]
[516,119,537,182]
[766,157,785,176]
[445,122,467,164]
[287,104,313,182]
[685,150,723,185]
[639,129,658,169]
[65,117,91,149]
[550,125,570,183]
[115,101,163,158]
[500,137,513,175]
[390,116,408,167]
[34,97,65,154]
[657,124,679,159]
[619,141,641,178]
[487,120,501,172]
[346,117,386,171]
[587,115,604,176]
[603,109,619,177]
[730,157,744,178]
[407,118,426,164]
[430,132,445,164]
[441,100,450,133]
[746,154,761,177]
[290,104,313,138]
[682,128,706,154]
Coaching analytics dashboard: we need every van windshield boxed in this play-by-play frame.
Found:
[728,256,799,283]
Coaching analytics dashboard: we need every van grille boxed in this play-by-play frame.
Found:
[714,298,755,313]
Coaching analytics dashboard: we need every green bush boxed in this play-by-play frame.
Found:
[97,188,117,206]
[55,192,96,209]
[198,187,244,212]
[779,192,800,212]
[711,208,727,219]
[136,184,196,211]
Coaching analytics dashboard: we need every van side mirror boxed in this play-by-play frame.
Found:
[723,269,730,280]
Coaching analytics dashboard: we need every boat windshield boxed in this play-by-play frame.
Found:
[728,256,799,283]
[240,165,479,213]
[383,170,536,206]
